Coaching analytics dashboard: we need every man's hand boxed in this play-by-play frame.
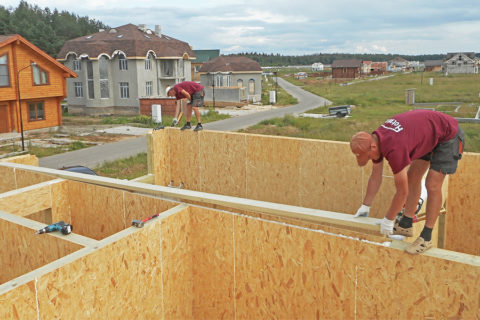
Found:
[354,204,370,218]
[380,217,395,235]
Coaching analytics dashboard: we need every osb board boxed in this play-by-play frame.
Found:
[190,206,234,319]
[161,206,193,318]
[50,180,70,223]
[66,181,124,240]
[356,241,480,318]
[361,161,396,219]
[199,131,247,198]
[0,184,52,217]
[0,166,16,193]
[123,191,177,228]
[0,219,83,284]
[35,222,164,318]
[246,134,301,205]
[298,139,363,214]
[152,130,170,186]
[168,129,200,190]
[15,169,54,189]
[446,152,480,255]
[0,280,37,319]
[234,214,357,319]
[0,154,38,166]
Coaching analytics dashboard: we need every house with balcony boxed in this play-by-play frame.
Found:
[198,56,262,104]
[0,35,76,134]
[57,24,195,115]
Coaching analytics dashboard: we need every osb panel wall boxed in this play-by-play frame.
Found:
[0,219,83,285]
[152,129,396,217]
[0,166,16,193]
[0,281,37,319]
[35,222,164,319]
[0,154,38,166]
[446,152,480,255]
[66,181,177,240]
[0,164,54,193]
[0,184,52,217]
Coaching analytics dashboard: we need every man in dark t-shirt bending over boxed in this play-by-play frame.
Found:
[350,110,465,254]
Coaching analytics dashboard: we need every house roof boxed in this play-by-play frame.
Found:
[57,24,195,60]
[424,60,443,67]
[445,52,476,60]
[193,49,220,63]
[331,59,362,68]
[198,56,262,73]
[0,34,76,77]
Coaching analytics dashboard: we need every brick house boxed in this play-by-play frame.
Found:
[198,56,263,103]
[370,62,388,74]
[331,59,362,79]
[424,60,443,72]
[57,24,195,115]
[0,35,76,134]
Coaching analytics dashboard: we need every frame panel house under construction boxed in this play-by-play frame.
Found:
[0,128,479,319]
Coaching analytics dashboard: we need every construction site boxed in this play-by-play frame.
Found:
[0,128,479,319]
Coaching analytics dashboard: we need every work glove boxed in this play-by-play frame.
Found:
[354,204,370,218]
[379,217,395,235]
[171,118,178,127]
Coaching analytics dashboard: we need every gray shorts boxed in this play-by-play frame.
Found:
[190,90,205,107]
[420,127,465,174]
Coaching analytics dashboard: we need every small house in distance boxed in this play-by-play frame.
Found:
[443,52,478,74]
[198,55,262,104]
[331,59,362,79]
[0,35,76,134]
[312,62,324,71]
[424,60,443,72]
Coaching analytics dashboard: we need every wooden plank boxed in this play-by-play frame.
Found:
[0,162,381,233]
[0,179,63,217]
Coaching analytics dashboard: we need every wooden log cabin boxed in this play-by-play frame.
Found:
[0,35,76,134]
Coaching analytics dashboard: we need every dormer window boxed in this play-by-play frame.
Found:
[73,59,81,71]
[86,35,94,39]
[0,54,9,87]
[32,64,49,85]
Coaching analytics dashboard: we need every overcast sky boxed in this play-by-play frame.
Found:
[3,0,480,56]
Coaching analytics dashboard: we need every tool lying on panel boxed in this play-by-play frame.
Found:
[35,221,73,235]
[132,213,160,228]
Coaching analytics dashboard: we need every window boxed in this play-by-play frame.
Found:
[0,54,9,86]
[32,64,48,85]
[73,59,81,71]
[145,53,153,70]
[237,79,243,87]
[120,82,129,98]
[99,56,109,98]
[74,82,83,97]
[119,54,128,70]
[28,102,44,121]
[215,74,223,87]
[145,81,153,96]
[161,60,173,77]
[87,60,94,99]
[225,75,231,87]
[248,79,255,94]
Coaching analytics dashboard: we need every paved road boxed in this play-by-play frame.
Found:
[39,78,331,169]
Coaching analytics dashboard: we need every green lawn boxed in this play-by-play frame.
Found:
[243,72,480,152]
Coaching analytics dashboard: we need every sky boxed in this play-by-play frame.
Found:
[3,0,480,56]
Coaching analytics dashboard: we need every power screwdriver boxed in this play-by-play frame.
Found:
[35,221,73,235]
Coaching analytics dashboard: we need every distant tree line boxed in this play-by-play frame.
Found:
[227,52,453,67]
[0,0,107,56]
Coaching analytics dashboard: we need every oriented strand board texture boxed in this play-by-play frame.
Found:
[168,129,200,190]
[190,207,234,319]
[36,223,164,319]
[0,281,37,319]
[153,129,397,217]
[0,219,83,284]
[199,131,247,197]
[0,166,16,193]
[50,180,70,223]
[446,152,480,255]
[14,169,54,189]
[0,184,52,217]
[66,181,125,240]
[0,154,38,166]
[161,207,194,318]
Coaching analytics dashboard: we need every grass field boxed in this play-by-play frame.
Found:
[242,72,480,152]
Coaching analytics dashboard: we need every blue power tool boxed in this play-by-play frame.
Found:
[35,221,73,235]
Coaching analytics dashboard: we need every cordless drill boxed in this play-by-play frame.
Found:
[35,221,73,235]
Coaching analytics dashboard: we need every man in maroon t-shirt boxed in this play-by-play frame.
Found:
[167,81,205,131]
[350,110,465,254]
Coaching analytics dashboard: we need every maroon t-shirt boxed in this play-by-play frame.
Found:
[173,81,203,100]
[373,110,458,174]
